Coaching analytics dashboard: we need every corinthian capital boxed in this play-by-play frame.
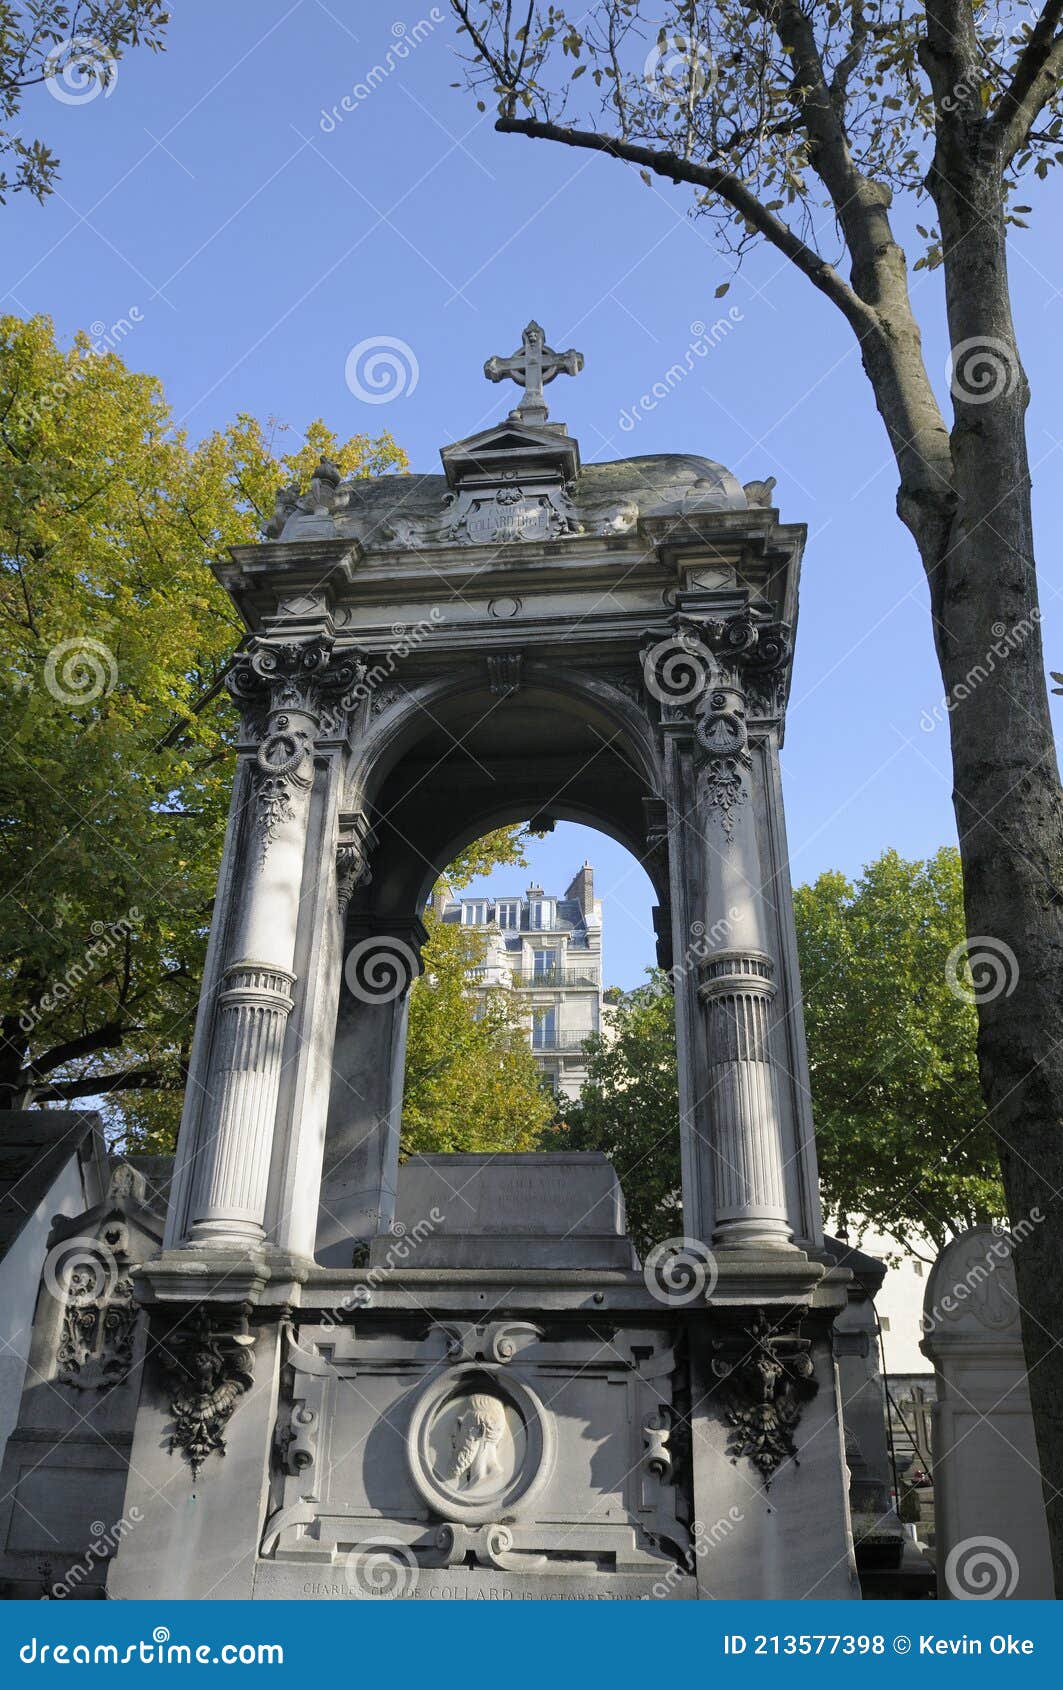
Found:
[225,635,365,739]
[641,612,791,723]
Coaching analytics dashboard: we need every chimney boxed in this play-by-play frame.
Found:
[565,861,594,915]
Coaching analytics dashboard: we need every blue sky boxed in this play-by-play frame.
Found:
[6,2,1063,988]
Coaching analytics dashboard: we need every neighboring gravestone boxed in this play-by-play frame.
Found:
[922,1224,1053,1599]
[0,1160,166,1598]
[823,1236,934,1598]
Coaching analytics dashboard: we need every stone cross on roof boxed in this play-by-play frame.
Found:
[484,320,584,426]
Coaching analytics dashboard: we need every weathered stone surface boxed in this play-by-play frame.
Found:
[381,1152,638,1269]
[254,1563,694,1600]
[922,1225,1053,1599]
[0,1158,165,1599]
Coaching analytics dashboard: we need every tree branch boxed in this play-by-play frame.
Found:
[29,1020,128,1079]
[34,1067,182,1102]
[988,1,1063,163]
[494,115,873,331]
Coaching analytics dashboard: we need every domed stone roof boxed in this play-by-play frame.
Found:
[572,452,748,515]
[268,448,750,549]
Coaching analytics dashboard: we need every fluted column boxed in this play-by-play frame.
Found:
[185,636,361,1249]
[649,611,795,1251]
[692,643,792,1249]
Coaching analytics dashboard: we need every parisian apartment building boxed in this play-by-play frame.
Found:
[438,863,604,1099]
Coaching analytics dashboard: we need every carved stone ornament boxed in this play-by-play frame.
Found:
[695,684,752,843]
[405,1362,555,1526]
[643,1409,673,1481]
[643,611,790,719]
[710,1309,818,1485]
[436,1320,544,1365]
[381,471,583,549]
[55,1234,137,1393]
[226,637,365,855]
[483,318,584,427]
[262,457,343,536]
[159,1311,256,1475]
[336,810,375,914]
[226,635,365,737]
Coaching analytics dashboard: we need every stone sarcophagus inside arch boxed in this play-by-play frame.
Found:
[110,325,859,1601]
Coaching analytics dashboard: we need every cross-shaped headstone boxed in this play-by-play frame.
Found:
[484,320,584,425]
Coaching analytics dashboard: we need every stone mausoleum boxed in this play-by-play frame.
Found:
[2,323,873,1600]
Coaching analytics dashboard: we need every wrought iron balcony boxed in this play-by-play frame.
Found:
[511,968,600,989]
[530,1028,597,1052]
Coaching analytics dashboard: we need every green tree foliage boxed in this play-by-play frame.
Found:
[553,979,680,1258]
[558,847,1002,1258]
[402,908,555,1157]
[794,847,1004,1256]
[0,312,406,1127]
[1,3,169,202]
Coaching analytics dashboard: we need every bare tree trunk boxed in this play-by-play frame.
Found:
[915,149,1063,1585]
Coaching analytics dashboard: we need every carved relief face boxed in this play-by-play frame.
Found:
[447,1392,506,1492]
[408,1366,553,1523]
[427,1388,522,1500]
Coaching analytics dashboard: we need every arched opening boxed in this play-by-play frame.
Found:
[316,673,672,1264]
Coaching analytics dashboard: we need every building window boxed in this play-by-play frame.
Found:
[529,898,553,930]
[531,1007,557,1049]
[462,901,489,925]
[532,948,560,980]
[497,900,520,930]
